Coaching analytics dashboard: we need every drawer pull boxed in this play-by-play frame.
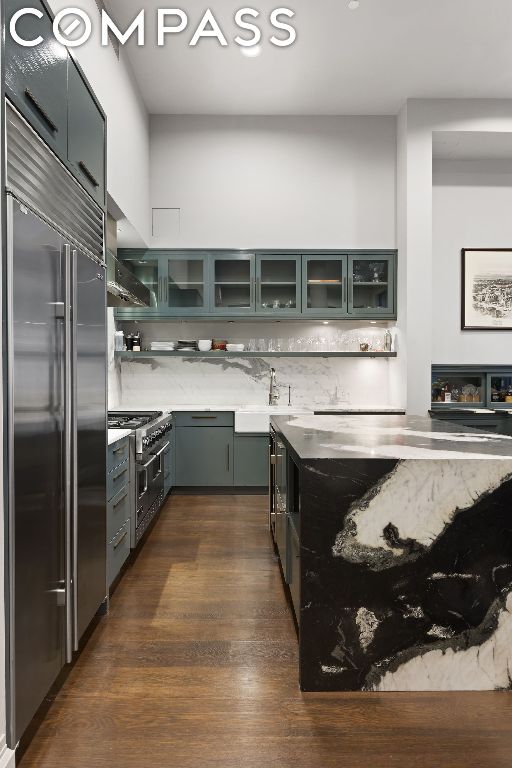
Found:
[192,415,217,420]
[112,492,128,509]
[24,88,58,132]
[79,160,100,188]
[113,445,126,454]
[113,530,128,550]
[113,468,127,482]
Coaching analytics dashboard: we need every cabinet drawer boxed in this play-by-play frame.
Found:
[108,520,130,587]
[107,437,130,474]
[107,485,131,542]
[174,411,234,427]
[107,460,130,501]
[67,59,105,207]
[288,523,301,622]
[5,0,69,160]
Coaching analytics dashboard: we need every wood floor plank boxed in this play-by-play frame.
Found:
[18,494,512,768]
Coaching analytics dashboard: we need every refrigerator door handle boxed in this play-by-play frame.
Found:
[64,244,75,662]
[71,249,79,654]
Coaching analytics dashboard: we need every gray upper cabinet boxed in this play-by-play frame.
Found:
[161,253,210,315]
[5,0,69,159]
[348,253,395,317]
[67,59,106,208]
[211,253,255,315]
[302,254,348,317]
[256,255,301,316]
[114,251,161,318]
[114,250,397,321]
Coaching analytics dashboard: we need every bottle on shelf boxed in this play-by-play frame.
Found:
[442,383,452,403]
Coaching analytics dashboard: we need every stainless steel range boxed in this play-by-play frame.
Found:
[108,411,173,546]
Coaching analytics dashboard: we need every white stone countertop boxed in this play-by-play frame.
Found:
[108,428,132,446]
[114,405,405,434]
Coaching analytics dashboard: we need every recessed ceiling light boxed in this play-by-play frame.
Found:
[241,45,262,58]
[348,0,360,9]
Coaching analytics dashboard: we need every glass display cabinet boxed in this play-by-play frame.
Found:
[211,253,254,315]
[489,374,512,407]
[431,371,485,407]
[114,251,160,315]
[302,254,346,316]
[348,254,394,316]
[256,255,301,316]
[115,250,397,320]
[164,253,209,315]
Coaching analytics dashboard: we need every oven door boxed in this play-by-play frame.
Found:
[136,454,159,528]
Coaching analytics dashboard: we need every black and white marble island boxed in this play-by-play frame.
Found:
[269,414,512,692]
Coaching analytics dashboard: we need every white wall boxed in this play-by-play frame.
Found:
[149,115,396,249]
[48,0,151,244]
[396,99,512,415]
[433,159,512,363]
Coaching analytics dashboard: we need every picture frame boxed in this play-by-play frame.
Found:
[461,248,512,331]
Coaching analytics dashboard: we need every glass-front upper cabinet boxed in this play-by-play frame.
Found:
[115,250,160,317]
[161,253,209,315]
[211,253,255,314]
[348,253,395,316]
[302,254,347,316]
[256,255,301,315]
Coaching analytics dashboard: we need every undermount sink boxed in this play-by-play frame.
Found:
[235,406,311,433]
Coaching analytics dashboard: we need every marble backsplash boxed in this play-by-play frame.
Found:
[109,315,400,410]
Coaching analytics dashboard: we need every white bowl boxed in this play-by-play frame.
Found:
[198,341,212,352]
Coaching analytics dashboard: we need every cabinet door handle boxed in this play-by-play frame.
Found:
[78,161,100,188]
[113,530,128,550]
[343,276,347,305]
[112,492,128,509]
[113,467,127,482]
[227,443,230,471]
[257,277,261,306]
[24,88,58,133]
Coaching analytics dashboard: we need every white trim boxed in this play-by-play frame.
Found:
[0,744,15,768]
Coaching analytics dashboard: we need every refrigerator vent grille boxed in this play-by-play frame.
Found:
[5,102,104,262]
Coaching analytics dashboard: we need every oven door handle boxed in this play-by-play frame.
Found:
[155,442,170,458]
[138,455,156,499]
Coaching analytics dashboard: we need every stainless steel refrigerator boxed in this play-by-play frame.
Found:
[5,104,107,746]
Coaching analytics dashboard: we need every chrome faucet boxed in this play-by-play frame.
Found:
[269,368,280,405]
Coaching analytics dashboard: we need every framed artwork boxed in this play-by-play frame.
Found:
[462,249,512,330]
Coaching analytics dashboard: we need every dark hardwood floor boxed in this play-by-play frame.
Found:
[19,495,512,767]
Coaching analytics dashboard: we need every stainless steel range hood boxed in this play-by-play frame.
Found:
[107,251,151,308]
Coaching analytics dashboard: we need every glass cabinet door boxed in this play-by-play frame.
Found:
[302,254,347,316]
[348,254,395,316]
[256,255,301,315]
[115,250,160,317]
[211,253,255,314]
[161,254,209,314]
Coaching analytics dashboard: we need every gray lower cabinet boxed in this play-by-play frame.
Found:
[107,437,131,586]
[234,435,269,486]
[67,59,106,208]
[175,426,234,486]
[5,0,69,159]
[430,410,507,434]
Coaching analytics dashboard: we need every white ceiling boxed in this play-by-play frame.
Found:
[105,0,512,115]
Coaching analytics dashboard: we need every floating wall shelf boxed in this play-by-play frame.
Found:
[115,351,397,359]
